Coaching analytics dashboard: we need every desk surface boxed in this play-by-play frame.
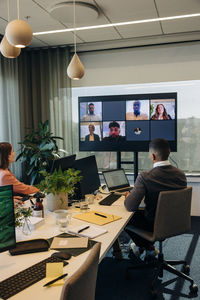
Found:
[0,196,133,300]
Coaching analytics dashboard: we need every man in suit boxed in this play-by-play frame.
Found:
[124,138,187,259]
[85,124,100,142]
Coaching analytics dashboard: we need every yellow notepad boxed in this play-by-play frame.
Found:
[73,210,121,225]
[46,262,64,286]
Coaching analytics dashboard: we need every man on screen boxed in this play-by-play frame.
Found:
[124,138,186,260]
[103,121,125,142]
[126,100,148,120]
[82,103,101,121]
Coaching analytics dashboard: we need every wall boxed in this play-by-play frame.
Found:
[72,41,200,87]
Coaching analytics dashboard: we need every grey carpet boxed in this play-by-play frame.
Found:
[95,217,200,300]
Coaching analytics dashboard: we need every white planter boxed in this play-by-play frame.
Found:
[46,193,68,212]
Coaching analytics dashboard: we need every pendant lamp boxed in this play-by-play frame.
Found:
[0,36,21,58]
[67,0,85,80]
[5,0,32,48]
[0,0,21,58]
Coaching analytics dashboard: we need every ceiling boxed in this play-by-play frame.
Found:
[1,0,200,52]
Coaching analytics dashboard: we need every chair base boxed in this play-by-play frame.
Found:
[127,253,198,297]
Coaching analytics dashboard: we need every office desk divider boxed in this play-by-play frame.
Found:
[73,210,122,225]
[48,233,97,257]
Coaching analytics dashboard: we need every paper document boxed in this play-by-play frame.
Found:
[46,262,64,286]
[68,225,108,238]
[50,237,88,249]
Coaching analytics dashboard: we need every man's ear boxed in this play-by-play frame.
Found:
[150,152,155,161]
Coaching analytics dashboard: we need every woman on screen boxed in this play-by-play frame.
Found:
[151,104,172,120]
[85,124,100,142]
[0,142,39,196]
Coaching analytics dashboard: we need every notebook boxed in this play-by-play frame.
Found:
[102,168,133,193]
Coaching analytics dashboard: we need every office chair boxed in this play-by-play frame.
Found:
[60,243,101,300]
[126,187,198,298]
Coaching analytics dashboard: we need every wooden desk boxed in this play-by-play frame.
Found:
[0,196,133,300]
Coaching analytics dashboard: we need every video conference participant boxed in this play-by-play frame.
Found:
[0,142,39,195]
[126,100,148,120]
[81,103,101,121]
[103,121,125,142]
[85,124,100,142]
[124,138,186,259]
[151,104,172,120]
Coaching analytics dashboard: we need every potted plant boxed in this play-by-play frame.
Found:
[38,167,82,212]
[16,120,63,185]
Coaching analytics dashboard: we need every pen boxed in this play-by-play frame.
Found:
[78,226,90,233]
[94,212,107,218]
[43,273,68,287]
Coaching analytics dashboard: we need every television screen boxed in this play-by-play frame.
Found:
[79,93,177,152]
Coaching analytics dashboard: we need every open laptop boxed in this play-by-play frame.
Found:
[102,168,133,194]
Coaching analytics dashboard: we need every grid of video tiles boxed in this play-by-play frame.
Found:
[79,98,176,143]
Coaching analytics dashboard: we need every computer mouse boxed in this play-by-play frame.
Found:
[51,252,71,260]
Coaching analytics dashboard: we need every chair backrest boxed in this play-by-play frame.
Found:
[60,243,101,300]
[153,187,192,241]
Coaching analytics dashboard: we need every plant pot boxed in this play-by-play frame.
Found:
[46,193,68,212]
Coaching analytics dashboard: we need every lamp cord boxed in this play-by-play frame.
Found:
[7,0,10,22]
[73,0,76,54]
[17,0,20,20]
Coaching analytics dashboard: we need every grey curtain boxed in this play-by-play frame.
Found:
[18,47,72,154]
[0,46,72,179]
[0,55,21,178]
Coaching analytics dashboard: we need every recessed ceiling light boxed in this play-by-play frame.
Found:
[33,13,200,36]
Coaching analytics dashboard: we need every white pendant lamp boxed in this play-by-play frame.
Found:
[5,0,32,48]
[0,36,21,58]
[67,0,85,80]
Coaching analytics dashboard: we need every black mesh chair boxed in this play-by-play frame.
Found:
[126,187,198,298]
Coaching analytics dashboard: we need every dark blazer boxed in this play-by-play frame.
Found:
[85,134,100,142]
[124,165,187,223]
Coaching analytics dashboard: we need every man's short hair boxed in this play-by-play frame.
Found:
[88,103,94,107]
[109,121,120,128]
[149,138,170,160]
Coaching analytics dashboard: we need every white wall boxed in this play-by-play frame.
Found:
[72,41,200,87]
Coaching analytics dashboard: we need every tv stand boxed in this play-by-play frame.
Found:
[116,151,138,182]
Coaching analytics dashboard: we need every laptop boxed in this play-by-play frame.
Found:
[102,168,133,194]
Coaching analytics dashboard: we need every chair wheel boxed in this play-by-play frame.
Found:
[182,264,190,275]
[190,283,198,294]
[151,289,157,298]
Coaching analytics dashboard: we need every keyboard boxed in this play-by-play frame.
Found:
[0,256,68,299]
[99,193,121,206]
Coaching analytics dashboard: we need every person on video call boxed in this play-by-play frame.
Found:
[126,100,148,120]
[151,104,172,120]
[85,124,100,142]
[81,103,101,121]
[0,142,39,198]
[103,121,125,142]
[124,138,186,261]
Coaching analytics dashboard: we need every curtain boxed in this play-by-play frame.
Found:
[18,47,72,154]
[0,46,71,180]
[0,55,21,178]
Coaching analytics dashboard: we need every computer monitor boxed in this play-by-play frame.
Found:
[50,154,76,173]
[0,185,16,253]
[72,155,100,199]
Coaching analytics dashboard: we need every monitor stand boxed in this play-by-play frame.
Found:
[117,151,138,182]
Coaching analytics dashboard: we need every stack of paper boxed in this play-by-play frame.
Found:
[68,225,107,239]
